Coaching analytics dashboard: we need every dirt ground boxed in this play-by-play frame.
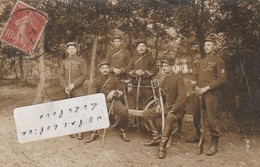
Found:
[0,82,259,167]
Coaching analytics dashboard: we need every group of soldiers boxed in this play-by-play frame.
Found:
[59,35,226,159]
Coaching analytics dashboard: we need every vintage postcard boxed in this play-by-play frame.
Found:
[0,0,259,166]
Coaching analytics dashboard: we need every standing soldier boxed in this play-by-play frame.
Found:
[126,39,158,109]
[85,61,130,143]
[143,59,188,159]
[106,35,131,80]
[59,41,88,140]
[186,37,226,156]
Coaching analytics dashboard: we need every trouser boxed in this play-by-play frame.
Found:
[188,94,201,135]
[193,91,221,137]
[107,100,129,130]
[143,106,186,134]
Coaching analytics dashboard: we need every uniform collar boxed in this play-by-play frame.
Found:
[136,51,147,57]
[68,55,78,59]
[101,73,110,79]
[114,46,122,51]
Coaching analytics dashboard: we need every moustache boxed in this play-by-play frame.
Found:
[102,71,109,74]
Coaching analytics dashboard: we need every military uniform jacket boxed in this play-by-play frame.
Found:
[89,74,122,97]
[192,55,226,90]
[106,47,131,74]
[126,51,157,84]
[59,56,88,89]
[162,71,188,112]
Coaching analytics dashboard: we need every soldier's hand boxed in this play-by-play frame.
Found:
[113,68,122,75]
[67,84,75,91]
[194,86,200,91]
[107,90,115,101]
[155,105,161,113]
[135,70,145,76]
[65,87,71,95]
[197,86,210,96]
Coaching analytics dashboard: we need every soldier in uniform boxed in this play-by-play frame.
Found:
[126,39,158,109]
[85,61,130,143]
[186,37,226,156]
[143,59,188,159]
[59,41,88,140]
[106,35,131,80]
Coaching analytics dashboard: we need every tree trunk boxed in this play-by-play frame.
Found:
[33,55,46,104]
[155,34,159,60]
[126,14,133,57]
[0,57,5,79]
[19,54,24,80]
[21,59,30,84]
[33,32,47,104]
[195,0,206,59]
[103,35,109,59]
[11,57,19,79]
[87,34,98,94]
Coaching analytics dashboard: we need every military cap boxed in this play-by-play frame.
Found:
[98,61,110,68]
[113,35,122,40]
[161,58,174,65]
[135,38,147,47]
[205,35,217,43]
[66,42,77,48]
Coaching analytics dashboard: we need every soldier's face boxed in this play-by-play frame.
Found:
[100,65,110,75]
[113,38,122,48]
[66,46,77,57]
[162,63,172,74]
[136,43,147,54]
[204,41,215,54]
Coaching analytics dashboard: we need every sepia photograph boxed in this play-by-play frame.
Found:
[0,0,259,166]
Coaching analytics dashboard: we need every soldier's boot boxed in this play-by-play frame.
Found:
[85,131,99,143]
[144,119,160,146]
[185,127,200,143]
[158,123,172,159]
[206,135,219,156]
[119,117,130,142]
[158,137,168,159]
[77,133,84,140]
[120,129,130,142]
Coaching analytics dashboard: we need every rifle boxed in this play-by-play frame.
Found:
[102,98,115,147]
[122,82,129,109]
[150,80,158,106]
[158,87,165,131]
[67,60,71,98]
[135,76,141,132]
[198,95,205,154]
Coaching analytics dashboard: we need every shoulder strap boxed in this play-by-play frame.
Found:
[134,55,147,66]
[111,49,124,58]
[101,76,111,90]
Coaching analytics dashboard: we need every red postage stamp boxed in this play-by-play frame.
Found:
[0,1,48,53]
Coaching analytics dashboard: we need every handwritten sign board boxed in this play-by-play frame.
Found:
[14,93,109,143]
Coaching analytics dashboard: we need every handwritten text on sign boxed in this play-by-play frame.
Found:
[14,93,109,143]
